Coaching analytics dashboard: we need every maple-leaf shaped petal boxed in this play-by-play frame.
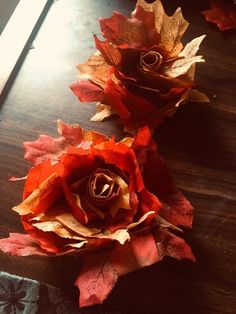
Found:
[24,120,106,165]
[76,233,160,307]
[134,0,189,56]
[99,9,159,48]
[0,233,47,256]
[162,35,206,78]
[202,0,236,31]
[155,229,195,261]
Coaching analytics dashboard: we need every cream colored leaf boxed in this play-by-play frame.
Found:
[127,211,155,229]
[65,241,87,249]
[188,89,210,103]
[90,103,116,122]
[95,229,130,245]
[56,213,101,237]
[13,173,58,215]
[179,35,206,58]
[163,55,204,78]
[32,220,86,241]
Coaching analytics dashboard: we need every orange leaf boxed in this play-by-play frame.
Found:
[202,0,236,31]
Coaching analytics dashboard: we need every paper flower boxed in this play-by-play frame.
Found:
[71,0,209,133]
[202,0,236,31]
[0,121,194,306]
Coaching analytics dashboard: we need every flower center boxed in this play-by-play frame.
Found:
[140,51,163,72]
[88,169,120,206]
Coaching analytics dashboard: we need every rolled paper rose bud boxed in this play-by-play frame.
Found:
[71,0,209,134]
[0,121,194,306]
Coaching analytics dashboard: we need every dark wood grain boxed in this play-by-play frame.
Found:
[0,1,235,313]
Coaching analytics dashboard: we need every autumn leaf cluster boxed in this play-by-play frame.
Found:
[71,0,209,133]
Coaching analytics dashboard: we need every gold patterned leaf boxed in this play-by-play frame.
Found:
[56,213,101,237]
[77,51,111,88]
[135,0,189,55]
[159,7,189,56]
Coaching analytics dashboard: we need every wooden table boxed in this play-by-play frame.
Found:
[0,1,235,313]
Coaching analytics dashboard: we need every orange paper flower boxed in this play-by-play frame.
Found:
[0,121,194,306]
[71,0,209,133]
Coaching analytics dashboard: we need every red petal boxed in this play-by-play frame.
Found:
[58,120,83,140]
[76,232,160,307]
[22,219,64,254]
[94,36,121,67]
[123,87,156,115]
[70,80,104,102]
[159,192,193,228]
[132,129,194,228]
[132,5,161,46]
[23,160,64,199]
[143,153,175,195]
[143,154,193,228]
[22,174,63,216]
[75,251,118,307]
[109,233,160,276]
[107,207,138,233]
[63,180,87,225]
[61,153,100,184]
[132,126,156,166]
[202,0,236,31]
[138,188,162,218]
[104,80,130,120]
[99,9,158,48]
[155,229,195,262]
[0,233,47,256]
[92,140,144,192]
